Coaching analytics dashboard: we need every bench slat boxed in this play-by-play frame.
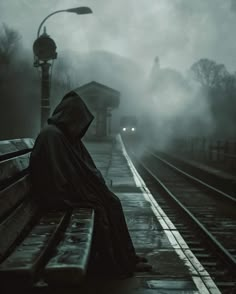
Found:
[44,208,94,286]
[0,198,38,261]
[0,176,30,221]
[0,211,68,287]
[0,139,34,153]
[0,153,30,185]
[0,139,34,161]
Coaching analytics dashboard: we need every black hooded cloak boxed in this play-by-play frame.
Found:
[29,91,136,277]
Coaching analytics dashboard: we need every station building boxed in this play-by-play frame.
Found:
[74,81,120,139]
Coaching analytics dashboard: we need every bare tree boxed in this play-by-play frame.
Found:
[190,58,228,89]
[0,23,21,65]
[221,72,236,96]
[190,58,236,137]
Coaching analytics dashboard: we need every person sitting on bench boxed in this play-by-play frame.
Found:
[29,90,151,279]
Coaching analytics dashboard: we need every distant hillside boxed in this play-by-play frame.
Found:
[58,50,142,84]
[55,49,146,114]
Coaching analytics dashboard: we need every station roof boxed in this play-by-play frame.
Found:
[73,81,120,110]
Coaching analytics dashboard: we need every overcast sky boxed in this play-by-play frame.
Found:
[1,0,236,73]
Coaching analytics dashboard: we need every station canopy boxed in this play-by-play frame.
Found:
[73,81,120,110]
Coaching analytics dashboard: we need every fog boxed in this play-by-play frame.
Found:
[0,1,236,145]
[1,0,236,71]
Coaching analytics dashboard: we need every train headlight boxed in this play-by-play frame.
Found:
[131,127,136,131]
[122,127,127,131]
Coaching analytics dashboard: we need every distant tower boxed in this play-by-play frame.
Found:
[154,56,160,67]
[151,56,160,76]
[148,56,160,91]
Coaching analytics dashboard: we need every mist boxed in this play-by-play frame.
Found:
[0,1,236,145]
[1,1,236,71]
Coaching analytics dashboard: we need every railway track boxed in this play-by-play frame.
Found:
[126,145,236,293]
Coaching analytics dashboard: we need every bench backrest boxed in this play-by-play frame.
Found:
[0,138,95,287]
[0,138,35,261]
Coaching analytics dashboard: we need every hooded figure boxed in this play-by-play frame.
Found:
[29,91,138,278]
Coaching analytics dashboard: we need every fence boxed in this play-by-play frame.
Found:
[171,137,236,170]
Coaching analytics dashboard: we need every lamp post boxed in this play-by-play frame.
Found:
[33,7,92,129]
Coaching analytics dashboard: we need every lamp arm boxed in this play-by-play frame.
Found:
[37,10,67,38]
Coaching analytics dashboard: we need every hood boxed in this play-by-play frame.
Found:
[48,91,94,140]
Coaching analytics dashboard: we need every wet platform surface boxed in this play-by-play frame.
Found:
[32,136,220,293]
[82,136,221,294]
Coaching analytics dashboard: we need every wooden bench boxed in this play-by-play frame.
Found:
[0,138,95,288]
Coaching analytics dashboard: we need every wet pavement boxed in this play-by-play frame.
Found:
[31,135,221,294]
[83,135,221,294]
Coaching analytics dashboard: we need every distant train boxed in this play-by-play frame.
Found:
[120,115,137,134]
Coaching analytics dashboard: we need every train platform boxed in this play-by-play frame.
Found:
[74,135,221,294]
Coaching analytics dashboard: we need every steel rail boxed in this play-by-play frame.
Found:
[147,149,236,203]
[130,150,236,271]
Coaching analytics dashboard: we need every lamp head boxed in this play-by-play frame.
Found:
[33,30,57,62]
[66,7,93,14]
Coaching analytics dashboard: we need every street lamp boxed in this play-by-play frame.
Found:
[37,7,93,38]
[33,7,92,129]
